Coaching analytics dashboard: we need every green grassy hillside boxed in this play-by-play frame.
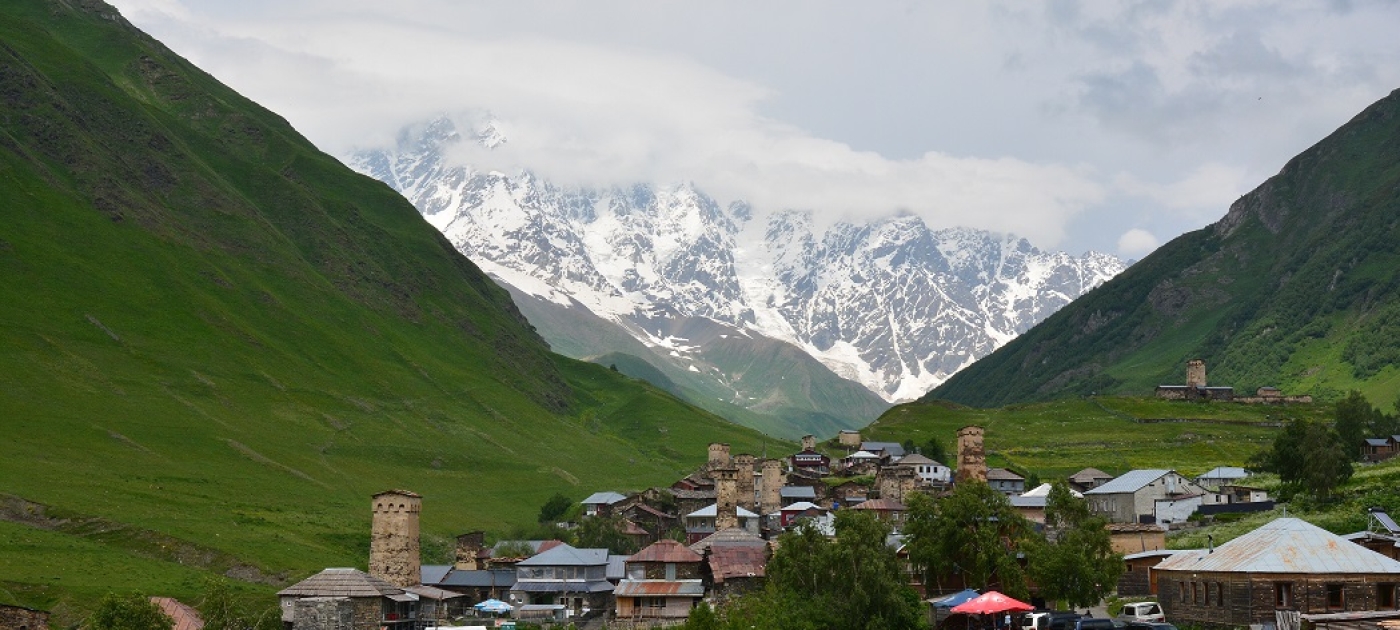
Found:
[864,396,1331,480]
[930,88,1400,408]
[0,0,775,618]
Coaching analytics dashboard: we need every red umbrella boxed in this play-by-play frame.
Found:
[950,591,1034,615]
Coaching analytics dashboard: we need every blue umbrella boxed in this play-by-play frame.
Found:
[473,599,512,614]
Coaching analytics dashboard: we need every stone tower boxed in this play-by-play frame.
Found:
[1186,359,1206,388]
[454,531,485,571]
[712,466,739,530]
[707,442,731,469]
[759,459,783,516]
[800,434,817,451]
[878,466,919,503]
[733,454,756,511]
[370,489,421,587]
[955,426,987,484]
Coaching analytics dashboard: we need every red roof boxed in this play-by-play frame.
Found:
[536,539,567,554]
[628,539,703,564]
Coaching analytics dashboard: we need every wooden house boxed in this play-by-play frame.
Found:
[613,540,705,621]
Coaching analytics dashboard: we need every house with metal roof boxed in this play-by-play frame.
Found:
[581,491,630,517]
[1117,549,1192,597]
[986,468,1026,496]
[510,544,614,618]
[778,485,817,506]
[1083,469,1207,524]
[685,503,760,543]
[860,441,906,461]
[899,453,951,484]
[277,568,418,630]
[1196,466,1250,488]
[1155,518,1400,626]
[420,565,516,606]
[613,540,705,621]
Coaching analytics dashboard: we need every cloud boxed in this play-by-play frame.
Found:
[1117,228,1160,259]
[106,0,1400,255]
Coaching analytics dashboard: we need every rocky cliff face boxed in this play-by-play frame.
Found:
[350,117,1124,404]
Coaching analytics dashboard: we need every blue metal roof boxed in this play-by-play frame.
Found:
[516,544,609,567]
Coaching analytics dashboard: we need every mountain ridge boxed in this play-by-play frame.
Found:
[928,87,1400,407]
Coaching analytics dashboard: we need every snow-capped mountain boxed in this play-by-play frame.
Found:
[349,117,1124,404]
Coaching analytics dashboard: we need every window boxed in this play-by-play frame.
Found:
[1179,582,1187,603]
[645,597,664,609]
[1380,584,1397,609]
[1326,584,1344,610]
[1275,582,1293,608]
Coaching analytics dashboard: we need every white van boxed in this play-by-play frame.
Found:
[1116,602,1165,623]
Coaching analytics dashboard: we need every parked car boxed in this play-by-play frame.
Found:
[1046,612,1084,630]
[1116,602,1166,624]
[1073,618,1116,630]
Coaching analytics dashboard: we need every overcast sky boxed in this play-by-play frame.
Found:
[108,0,1400,259]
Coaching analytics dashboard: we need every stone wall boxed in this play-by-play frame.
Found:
[292,597,354,630]
[1159,572,1400,627]
[759,459,783,516]
[455,531,484,570]
[733,454,756,512]
[707,443,731,468]
[712,467,738,530]
[838,431,861,448]
[0,605,49,630]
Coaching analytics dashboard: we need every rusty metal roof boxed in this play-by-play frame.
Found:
[613,579,705,597]
[708,545,768,582]
[1156,518,1400,574]
[628,539,703,564]
[851,498,907,511]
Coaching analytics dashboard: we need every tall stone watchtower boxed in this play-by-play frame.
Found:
[712,466,739,531]
[370,489,421,587]
[800,435,817,451]
[1186,359,1207,388]
[955,426,987,484]
[707,442,731,469]
[759,459,783,516]
[454,531,485,571]
[733,454,756,511]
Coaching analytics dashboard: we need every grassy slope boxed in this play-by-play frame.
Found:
[864,397,1332,480]
[930,88,1400,408]
[0,0,776,617]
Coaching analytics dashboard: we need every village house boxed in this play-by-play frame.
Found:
[986,468,1025,496]
[421,566,516,607]
[851,498,907,527]
[1362,436,1400,462]
[690,528,769,601]
[778,485,817,507]
[899,453,951,484]
[1155,518,1400,626]
[612,540,705,621]
[828,480,869,508]
[1117,550,1189,597]
[580,491,630,517]
[838,429,862,448]
[1083,469,1207,524]
[277,568,419,630]
[1067,467,1114,493]
[842,450,881,475]
[1106,523,1168,554]
[860,441,906,464]
[620,502,678,546]
[684,504,760,544]
[510,544,614,618]
[776,501,828,529]
[1195,466,1250,489]
[1343,509,1400,562]
[790,448,831,474]
[1009,495,1047,525]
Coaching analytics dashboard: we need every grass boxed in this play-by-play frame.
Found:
[0,1,781,617]
[864,396,1331,480]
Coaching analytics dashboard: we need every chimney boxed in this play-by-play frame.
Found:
[713,466,739,530]
[455,531,485,570]
[370,490,422,587]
